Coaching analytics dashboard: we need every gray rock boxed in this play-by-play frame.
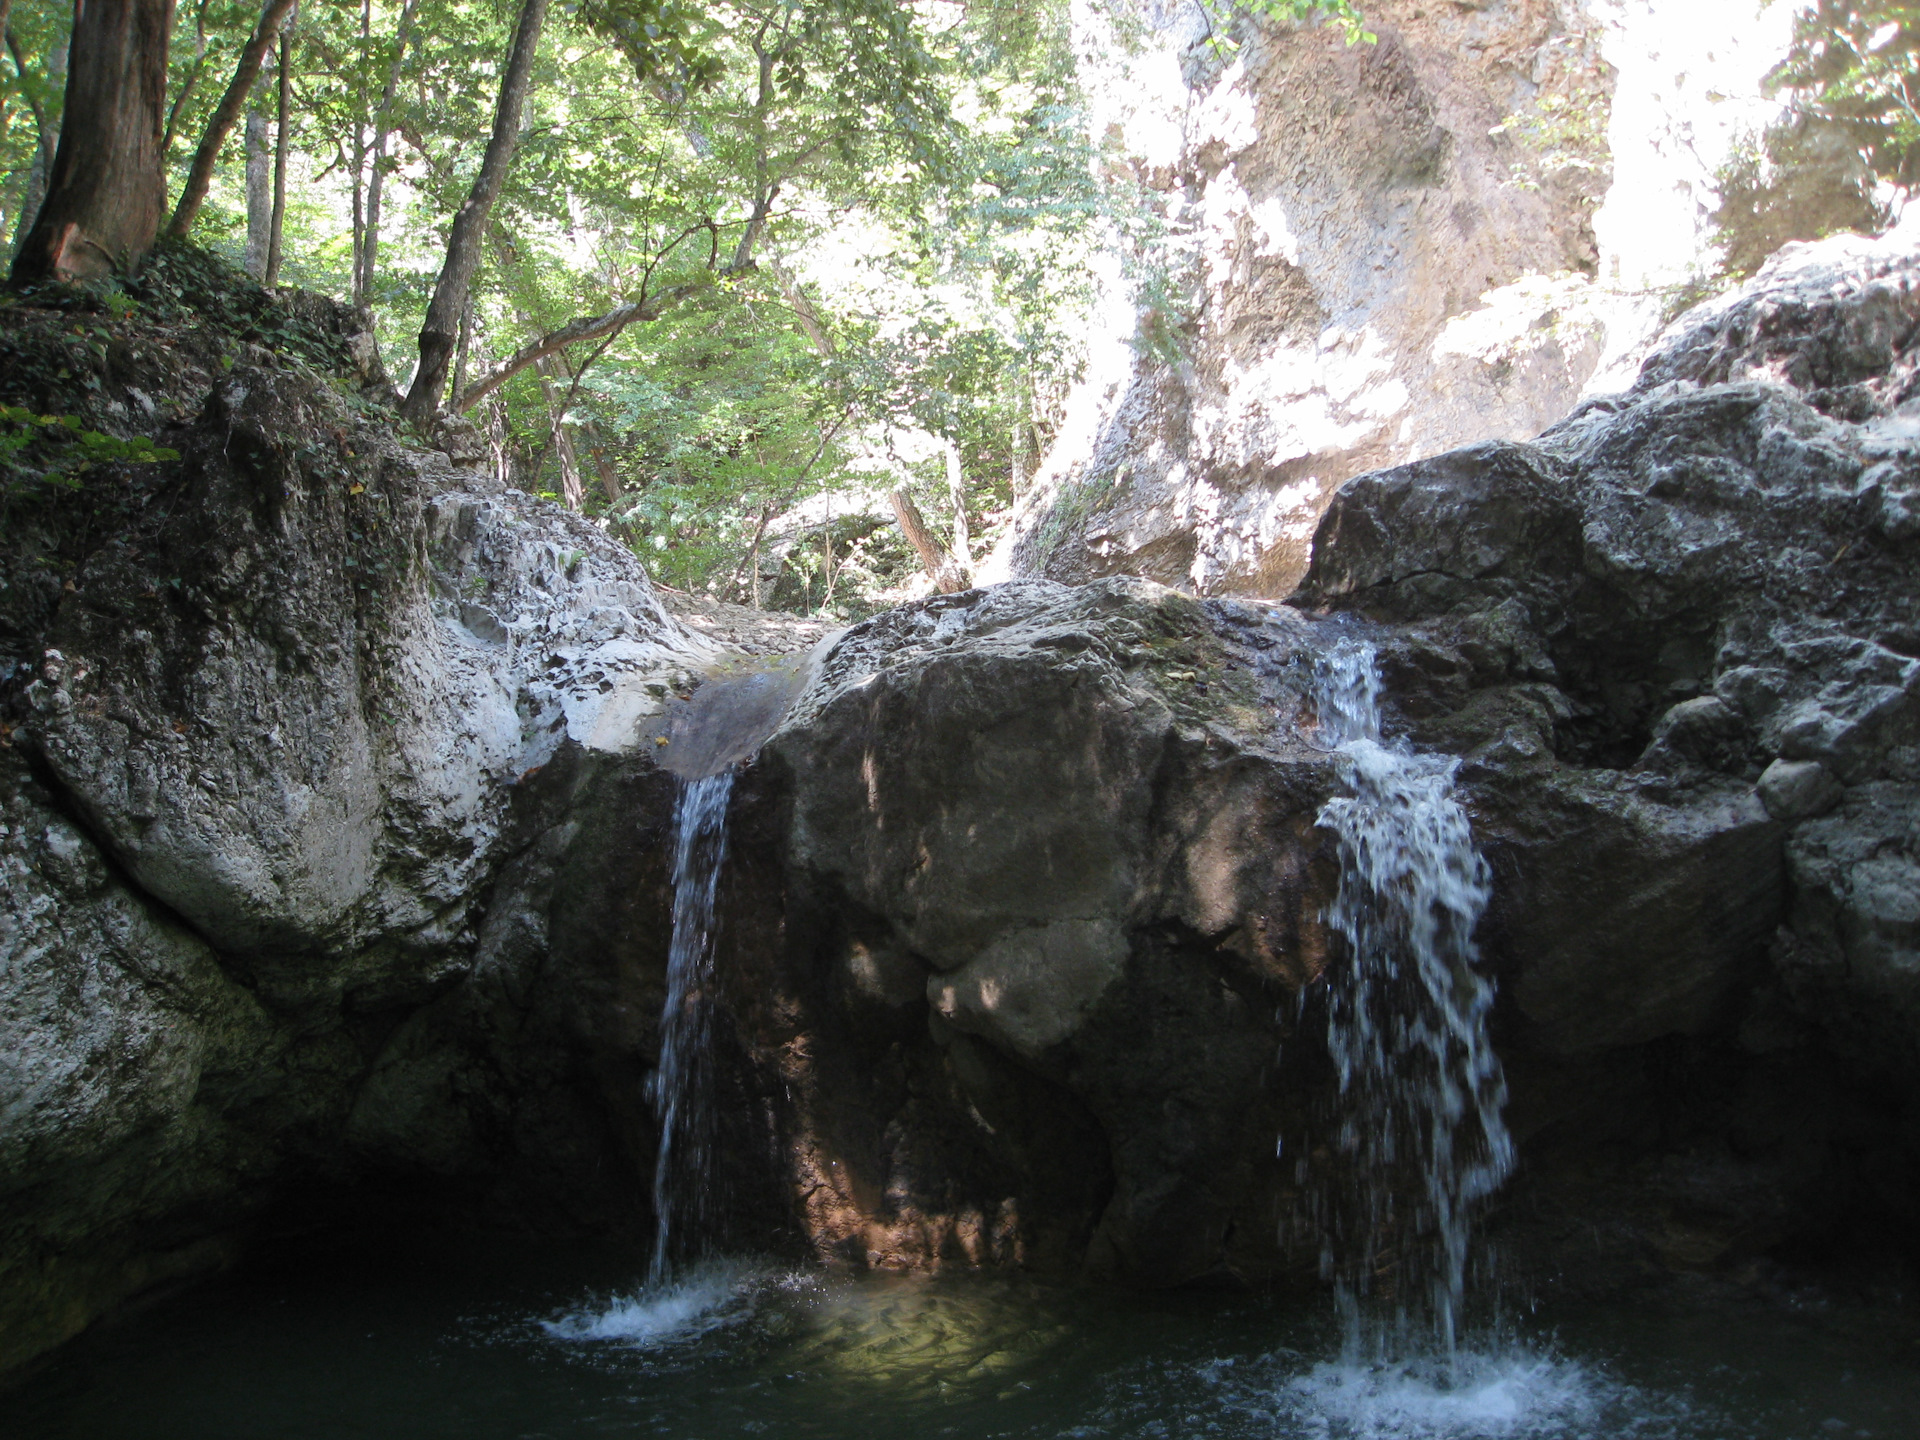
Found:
[1780,784,1920,1079]
[0,758,282,1374]
[0,311,711,1372]
[1757,758,1844,820]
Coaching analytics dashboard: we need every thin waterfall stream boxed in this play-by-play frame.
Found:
[647,768,738,1287]
[1307,637,1515,1359]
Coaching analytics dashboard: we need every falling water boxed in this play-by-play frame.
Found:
[1307,638,1513,1359]
[647,769,737,1287]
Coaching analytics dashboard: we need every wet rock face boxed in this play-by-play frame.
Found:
[1291,231,1920,1284]
[0,290,710,1373]
[758,581,1347,1284]
[1298,235,1920,1037]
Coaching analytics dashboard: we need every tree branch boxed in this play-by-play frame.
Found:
[452,281,703,412]
[455,216,718,412]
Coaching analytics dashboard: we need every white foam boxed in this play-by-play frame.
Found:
[1282,1353,1604,1438]
[541,1262,757,1350]
[1196,1345,1711,1440]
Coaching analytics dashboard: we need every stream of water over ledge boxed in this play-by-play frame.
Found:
[3,1234,1915,1439]
[1305,638,1513,1360]
[648,769,738,1286]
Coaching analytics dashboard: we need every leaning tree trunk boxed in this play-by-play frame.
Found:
[402,0,547,423]
[943,439,971,572]
[165,0,298,239]
[11,0,175,285]
[890,490,968,594]
[535,356,587,510]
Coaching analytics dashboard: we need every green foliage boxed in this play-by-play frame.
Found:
[132,241,356,369]
[1705,2,1904,275]
[0,404,180,497]
[1198,0,1375,56]
[0,0,1124,615]
[1770,0,1920,192]
[1033,463,1121,562]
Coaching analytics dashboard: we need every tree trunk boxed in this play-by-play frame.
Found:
[487,398,512,491]
[359,0,419,309]
[402,0,548,423]
[7,31,67,260]
[579,421,626,506]
[12,1,174,285]
[943,439,970,571]
[243,106,270,276]
[349,129,365,302]
[262,24,290,287]
[159,0,210,159]
[451,290,475,402]
[890,489,968,594]
[534,358,586,509]
[767,251,833,355]
[744,503,772,608]
[1010,367,1035,497]
[165,0,297,239]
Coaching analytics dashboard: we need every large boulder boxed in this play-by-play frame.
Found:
[758,581,1344,1282]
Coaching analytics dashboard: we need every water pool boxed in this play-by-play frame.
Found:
[3,1237,1914,1440]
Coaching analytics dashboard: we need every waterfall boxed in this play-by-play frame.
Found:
[1307,638,1513,1358]
[648,769,737,1287]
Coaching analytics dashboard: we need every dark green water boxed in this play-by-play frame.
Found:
[3,1238,1915,1440]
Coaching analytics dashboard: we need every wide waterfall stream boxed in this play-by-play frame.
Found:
[5,647,1917,1438]
[1306,639,1513,1359]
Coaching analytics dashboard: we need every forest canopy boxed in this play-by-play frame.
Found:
[0,0,1357,614]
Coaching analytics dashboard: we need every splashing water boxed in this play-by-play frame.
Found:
[648,769,737,1287]
[1213,1348,1640,1440]
[1308,638,1514,1359]
[541,1259,762,1350]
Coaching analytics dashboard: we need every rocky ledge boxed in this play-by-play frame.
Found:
[4,231,1919,1377]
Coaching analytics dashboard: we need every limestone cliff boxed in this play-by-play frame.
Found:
[990,0,1806,596]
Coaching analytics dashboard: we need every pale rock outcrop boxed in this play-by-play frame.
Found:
[993,0,1800,596]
